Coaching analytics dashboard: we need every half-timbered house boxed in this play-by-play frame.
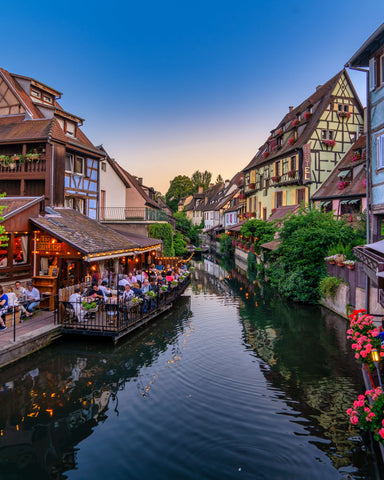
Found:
[242,70,364,220]
[0,68,105,218]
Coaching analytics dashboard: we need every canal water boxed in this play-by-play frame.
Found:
[0,260,381,480]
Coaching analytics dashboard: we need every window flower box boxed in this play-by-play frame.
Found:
[288,138,295,145]
[263,151,269,159]
[292,119,300,126]
[338,111,351,118]
[271,144,281,152]
[338,180,350,190]
[322,139,336,148]
[304,112,312,120]
[276,129,283,135]
[271,175,281,183]
[287,170,296,178]
[351,152,361,162]
[248,183,256,190]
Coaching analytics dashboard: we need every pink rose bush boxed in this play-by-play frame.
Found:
[347,387,384,444]
[346,309,382,364]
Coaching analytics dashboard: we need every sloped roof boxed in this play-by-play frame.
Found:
[0,196,44,220]
[243,70,362,172]
[312,136,366,200]
[227,221,246,232]
[261,239,281,251]
[104,225,162,247]
[0,115,52,143]
[30,208,138,255]
[346,22,384,67]
[267,205,299,222]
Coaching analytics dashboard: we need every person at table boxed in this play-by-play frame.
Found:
[69,288,84,321]
[99,280,109,297]
[85,283,105,303]
[155,260,164,272]
[13,281,32,317]
[122,284,134,302]
[118,275,129,288]
[165,271,175,283]
[127,272,137,286]
[135,269,146,287]
[156,274,164,286]
[142,278,152,294]
[25,281,40,314]
[0,286,8,330]
[164,264,172,276]
[131,282,142,296]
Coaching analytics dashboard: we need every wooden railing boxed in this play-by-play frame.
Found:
[0,158,46,174]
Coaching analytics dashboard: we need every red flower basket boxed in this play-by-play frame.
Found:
[263,151,269,159]
[288,138,295,145]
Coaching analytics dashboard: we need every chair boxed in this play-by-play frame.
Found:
[62,301,77,323]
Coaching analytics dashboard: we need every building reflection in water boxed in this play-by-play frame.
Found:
[0,296,192,480]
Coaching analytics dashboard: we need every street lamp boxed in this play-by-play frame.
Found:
[371,348,383,390]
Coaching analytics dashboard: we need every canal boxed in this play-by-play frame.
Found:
[0,259,381,479]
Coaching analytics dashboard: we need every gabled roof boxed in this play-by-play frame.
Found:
[243,70,363,172]
[0,115,52,143]
[30,208,138,256]
[0,196,44,221]
[312,135,366,200]
[346,22,384,67]
[267,205,300,222]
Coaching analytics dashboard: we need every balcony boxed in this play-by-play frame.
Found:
[0,157,47,175]
[101,207,169,223]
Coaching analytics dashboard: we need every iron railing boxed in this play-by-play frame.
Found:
[56,277,190,340]
[100,207,168,222]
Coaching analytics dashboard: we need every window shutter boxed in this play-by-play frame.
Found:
[272,191,276,208]
[250,169,256,183]
[369,57,376,91]
[282,190,287,206]
[273,163,276,176]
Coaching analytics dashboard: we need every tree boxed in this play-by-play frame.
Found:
[165,175,194,212]
[173,231,187,256]
[240,219,276,254]
[148,223,175,256]
[216,174,223,184]
[191,170,212,192]
[268,207,365,303]
[173,211,201,245]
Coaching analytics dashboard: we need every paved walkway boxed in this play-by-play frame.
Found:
[0,311,61,368]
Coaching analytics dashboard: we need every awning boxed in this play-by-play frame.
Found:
[348,199,360,205]
[320,200,331,207]
[338,169,351,178]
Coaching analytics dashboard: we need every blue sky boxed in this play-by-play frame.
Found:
[2,1,383,193]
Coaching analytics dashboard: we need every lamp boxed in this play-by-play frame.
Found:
[371,348,383,391]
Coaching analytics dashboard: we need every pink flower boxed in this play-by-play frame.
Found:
[350,416,359,425]
[379,428,384,439]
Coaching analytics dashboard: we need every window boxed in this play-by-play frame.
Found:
[65,153,74,172]
[369,57,376,91]
[43,95,53,104]
[290,156,296,171]
[297,188,306,205]
[338,104,349,112]
[377,133,384,170]
[275,191,283,208]
[101,162,107,172]
[66,121,76,137]
[75,156,84,175]
[31,89,41,98]
[381,54,384,86]
[322,130,333,140]
[64,197,74,208]
[13,235,28,265]
[275,161,281,176]
[75,198,85,214]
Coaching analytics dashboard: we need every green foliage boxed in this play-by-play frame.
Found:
[240,219,276,254]
[268,207,364,303]
[0,193,8,248]
[247,252,257,272]
[173,231,187,256]
[173,211,201,245]
[319,276,343,299]
[216,174,223,184]
[165,175,194,212]
[191,170,212,192]
[219,234,234,256]
[148,223,175,256]
[327,241,355,260]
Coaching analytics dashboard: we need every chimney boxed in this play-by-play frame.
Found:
[225,179,230,188]
[198,186,204,194]
[316,85,322,91]
[289,106,293,112]
[137,177,143,185]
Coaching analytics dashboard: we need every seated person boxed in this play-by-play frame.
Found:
[135,270,145,286]
[122,284,134,302]
[155,260,164,272]
[166,272,175,283]
[127,272,137,286]
[131,282,142,296]
[68,288,84,321]
[0,286,8,330]
[156,274,164,286]
[85,283,106,303]
[24,281,40,313]
[7,287,31,318]
[99,281,109,296]
[141,279,152,294]
[118,275,129,287]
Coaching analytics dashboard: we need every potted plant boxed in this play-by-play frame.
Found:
[81,300,98,312]
[325,255,336,265]
[322,139,336,148]
[25,152,40,161]
[338,111,351,119]
[338,180,350,190]
[248,183,256,190]
[287,170,296,178]
[170,280,178,289]
[292,118,300,126]
[262,151,269,159]
[0,155,9,167]
[271,175,281,183]
[335,254,346,266]
[288,138,295,145]
[304,111,312,120]
[351,152,361,162]
[344,259,355,270]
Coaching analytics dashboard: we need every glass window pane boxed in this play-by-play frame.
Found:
[13,235,28,264]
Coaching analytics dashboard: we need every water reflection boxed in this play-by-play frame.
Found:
[0,297,192,480]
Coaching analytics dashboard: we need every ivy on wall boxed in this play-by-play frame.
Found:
[148,223,175,257]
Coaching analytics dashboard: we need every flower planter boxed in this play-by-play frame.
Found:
[337,262,344,267]
[329,260,336,265]
[347,265,355,270]
[248,183,256,190]
[8,162,16,170]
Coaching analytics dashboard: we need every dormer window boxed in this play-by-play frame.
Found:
[65,121,76,137]
[43,95,53,104]
[31,89,41,99]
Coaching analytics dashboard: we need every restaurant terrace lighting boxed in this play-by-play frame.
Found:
[371,348,383,390]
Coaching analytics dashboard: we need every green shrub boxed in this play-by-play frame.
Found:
[148,223,175,256]
[219,234,234,256]
[319,276,343,299]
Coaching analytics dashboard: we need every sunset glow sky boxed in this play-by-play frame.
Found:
[2,1,383,193]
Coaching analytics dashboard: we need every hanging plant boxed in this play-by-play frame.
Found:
[25,152,40,162]
[288,138,295,145]
[322,139,336,148]
[304,112,312,120]
[338,111,351,118]
[292,118,300,126]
